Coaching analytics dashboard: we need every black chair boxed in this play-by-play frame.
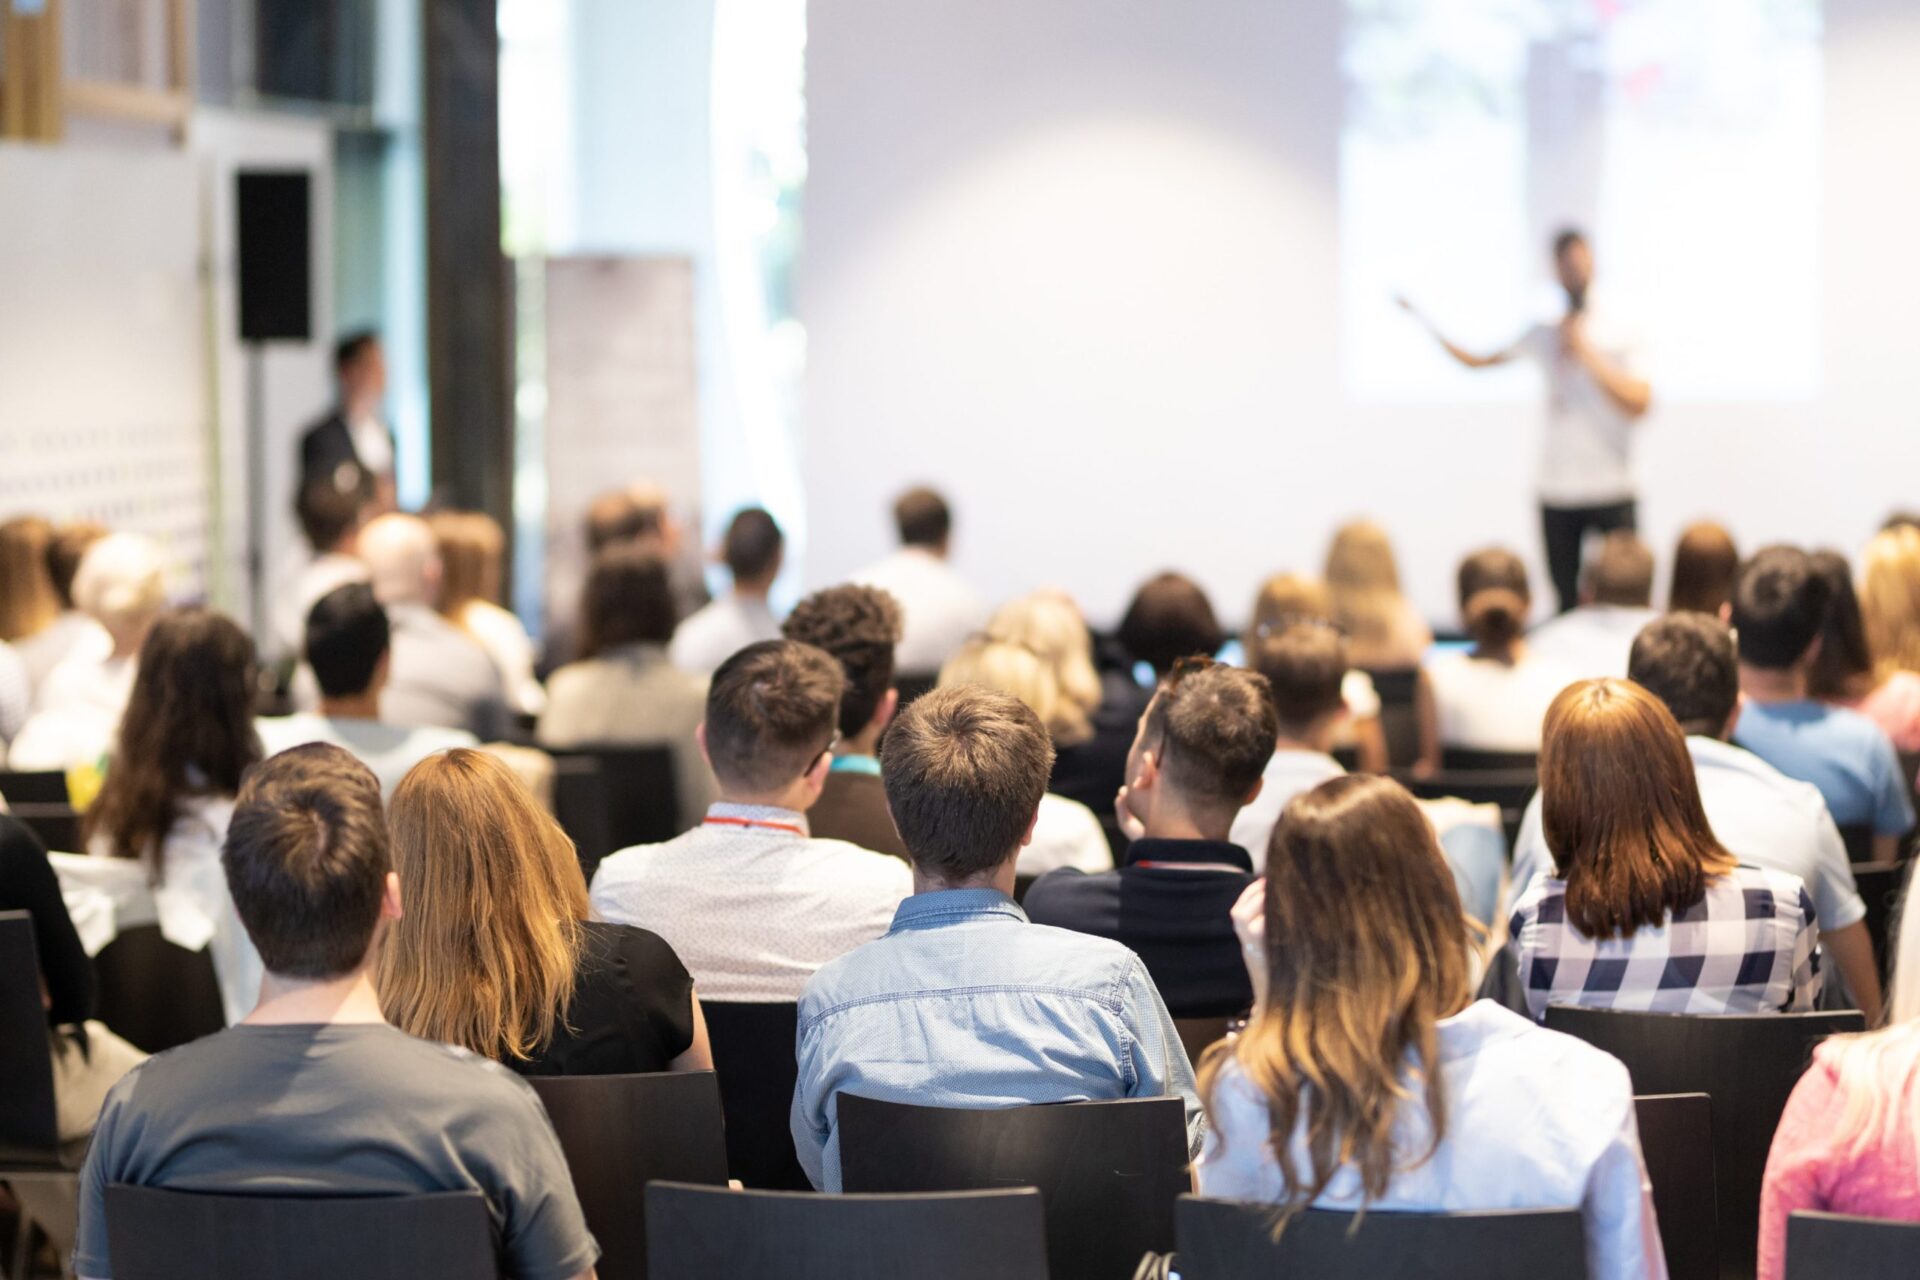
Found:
[104,1185,497,1280]
[1635,1093,1718,1280]
[1441,746,1539,773]
[1012,873,1039,904]
[1362,667,1423,771]
[1405,770,1537,849]
[645,1181,1047,1280]
[1544,1006,1865,1279]
[1839,823,1877,864]
[1330,745,1361,772]
[1174,1196,1588,1280]
[548,745,682,853]
[1175,1016,1232,1065]
[527,1071,730,1280]
[10,801,82,853]
[1,911,82,1280]
[838,1094,1189,1280]
[1785,1210,1920,1280]
[700,1001,810,1189]
[1851,860,1911,978]
[0,769,69,805]
[550,753,613,882]
[892,672,939,711]
[92,924,226,1052]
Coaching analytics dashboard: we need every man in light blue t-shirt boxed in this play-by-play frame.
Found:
[1729,547,1914,862]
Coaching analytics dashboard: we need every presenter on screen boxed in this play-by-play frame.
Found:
[1399,228,1651,614]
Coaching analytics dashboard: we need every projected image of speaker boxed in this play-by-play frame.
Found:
[235,170,313,342]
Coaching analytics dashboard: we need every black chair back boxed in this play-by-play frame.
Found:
[93,925,226,1053]
[0,771,68,805]
[550,745,681,854]
[9,803,81,853]
[527,1071,730,1280]
[1012,873,1038,904]
[700,1001,809,1189]
[892,673,939,711]
[1852,860,1911,979]
[0,912,61,1167]
[1838,823,1877,863]
[645,1181,1047,1280]
[838,1094,1188,1280]
[551,754,613,882]
[1544,1006,1865,1278]
[1635,1093,1718,1280]
[1175,1017,1232,1065]
[1405,771,1536,849]
[1440,747,1539,773]
[1786,1210,1920,1280]
[1174,1196,1588,1280]
[103,1186,497,1280]
[1362,667,1423,770]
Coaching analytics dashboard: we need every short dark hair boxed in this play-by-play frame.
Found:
[723,508,784,583]
[1586,532,1654,607]
[1118,572,1225,677]
[1806,550,1874,700]
[882,685,1053,881]
[585,490,665,553]
[1553,227,1587,257]
[893,487,952,549]
[1628,613,1738,737]
[1139,658,1278,812]
[782,585,903,738]
[1730,545,1833,671]
[580,545,678,657]
[223,743,391,979]
[295,476,369,554]
[45,522,107,608]
[1669,522,1739,614]
[306,583,391,699]
[1250,624,1348,732]
[705,640,844,792]
[334,329,380,373]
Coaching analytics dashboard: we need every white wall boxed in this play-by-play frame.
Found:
[802,0,1920,628]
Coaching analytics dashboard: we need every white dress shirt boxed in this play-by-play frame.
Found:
[1516,302,1647,507]
[1424,650,1580,753]
[669,595,782,674]
[257,713,477,799]
[1228,749,1348,873]
[1018,793,1113,877]
[851,547,988,674]
[1526,605,1661,679]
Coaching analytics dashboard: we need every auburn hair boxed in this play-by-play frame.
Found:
[376,748,589,1062]
[427,510,506,620]
[1540,679,1735,939]
[0,515,58,641]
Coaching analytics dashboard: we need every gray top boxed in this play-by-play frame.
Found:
[381,601,512,742]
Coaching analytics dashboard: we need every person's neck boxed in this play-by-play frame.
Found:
[1740,663,1807,704]
[1140,794,1233,844]
[1274,718,1337,758]
[318,692,380,721]
[244,965,388,1027]
[904,542,946,562]
[732,580,774,605]
[1473,638,1526,665]
[718,782,815,815]
[839,725,885,759]
[912,863,1016,897]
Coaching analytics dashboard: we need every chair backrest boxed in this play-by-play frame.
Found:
[0,770,69,805]
[9,803,81,854]
[549,754,613,882]
[1440,747,1540,773]
[1786,1211,1920,1280]
[1175,1017,1232,1065]
[1544,1006,1865,1277]
[527,1071,730,1280]
[92,924,226,1053]
[1634,1093,1718,1280]
[837,1094,1188,1280]
[1405,771,1536,848]
[1361,667,1422,770]
[1174,1196,1588,1280]
[699,1001,809,1189]
[1838,823,1877,863]
[892,672,940,712]
[549,746,680,855]
[644,1181,1048,1280]
[103,1185,497,1280]
[1851,860,1910,979]
[0,912,61,1167]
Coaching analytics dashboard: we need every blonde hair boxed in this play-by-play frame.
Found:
[1247,573,1333,646]
[72,534,169,642]
[428,510,507,623]
[1324,520,1420,662]
[986,591,1098,745]
[0,516,58,641]
[1862,526,1920,677]
[376,748,589,1062]
[939,636,1077,745]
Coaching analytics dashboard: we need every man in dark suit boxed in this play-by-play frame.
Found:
[300,330,396,509]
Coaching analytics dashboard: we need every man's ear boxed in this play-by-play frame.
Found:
[1241,776,1265,809]
[1134,748,1162,794]
[1721,702,1742,741]
[804,744,833,795]
[382,871,404,920]
[871,687,901,736]
[696,722,713,772]
[1020,805,1040,849]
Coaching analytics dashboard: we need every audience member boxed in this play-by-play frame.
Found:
[1668,519,1739,615]
[538,544,717,823]
[1510,679,1822,1018]
[1118,571,1225,680]
[1245,572,1388,771]
[270,478,371,668]
[72,744,599,1280]
[987,591,1118,803]
[589,640,911,1000]
[1526,530,1659,676]
[428,510,544,717]
[0,514,59,652]
[378,748,711,1076]
[1730,546,1914,858]
[259,584,476,797]
[1861,524,1920,701]
[1422,547,1575,755]
[0,634,23,765]
[298,330,396,510]
[938,637,1112,876]
[671,506,786,673]
[1323,519,1432,670]
[1808,549,1920,752]
[1228,624,1349,868]
[17,520,112,692]
[791,685,1204,1191]
[1197,774,1663,1280]
[1025,658,1274,1017]
[852,486,987,675]
[779,583,909,858]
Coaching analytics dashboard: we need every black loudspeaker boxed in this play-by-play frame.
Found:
[235,170,313,342]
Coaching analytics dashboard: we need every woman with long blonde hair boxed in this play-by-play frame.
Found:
[1322,520,1431,670]
[1862,524,1920,680]
[1198,774,1662,1279]
[378,747,711,1075]
[427,510,545,717]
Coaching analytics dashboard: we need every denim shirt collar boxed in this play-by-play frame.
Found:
[888,887,1027,933]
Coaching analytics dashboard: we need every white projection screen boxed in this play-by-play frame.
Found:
[803,0,1920,627]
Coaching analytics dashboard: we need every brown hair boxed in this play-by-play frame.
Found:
[1138,657,1278,812]
[1585,531,1654,607]
[1807,550,1876,702]
[705,640,844,793]
[1247,573,1334,644]
[782,585,903,738]
[1250,623,1348,732]
[1668,521,1738,615]
[1200,775,1472,1224]
[428,510,506,618]
[377,749,589,1062]
[1456,548,1530,650]
[586,488,665,552]
[1324,520,1412,656]
[893,486,952,548]
[1118,572,1224,678]
[881,685,1054,882]
[1540,679,1736,939]
[579,544,678,658]
[46,521,108,608]
[0,515,59,641]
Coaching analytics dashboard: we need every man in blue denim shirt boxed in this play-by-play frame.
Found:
[790,685,1206,1191]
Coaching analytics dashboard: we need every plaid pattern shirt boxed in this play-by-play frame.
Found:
[1509,863,1822,1020]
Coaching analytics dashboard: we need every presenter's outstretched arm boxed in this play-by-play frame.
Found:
[1394,296,1516,370]
[1561,314,1652,417]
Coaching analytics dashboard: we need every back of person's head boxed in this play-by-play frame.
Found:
[0,515,58,641]
[892,486,952,550]
[295,476,370,556]
[781,584,903,739]
[704,640,844,794]
[358,513,440,607]
[1202,774,1470,1219]
[1584,531,1654,607]
[986,591,1101,743]
[306,583,392,700]
[579,544,677,658]
[1862,525,1920,677]
[881,684,1053,883]
[722,507,784,586]
[87,607,263,879]
[1118,571,1224,678]
[1668,521,1739,614]
[1883,512,1920,536]
[1324,520,1409,649]
[224,743,391,980]
[939,636,1078,745]
[1251,622,1348,735]
[1136,657,1278,816]
[378,748,589,1061]
[1627,613,1738,738]
[1247,572,1334,644]
[1805,550,1876,700]
[426,510,506,617]
[1730,545,1832,672]
[45,521,108,610]
[1541,679,1734,939]
[1455,547,1530,649]
[72,533,170,643]
[585,486,666,553]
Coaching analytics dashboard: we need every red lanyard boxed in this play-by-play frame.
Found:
[703,815,806,836]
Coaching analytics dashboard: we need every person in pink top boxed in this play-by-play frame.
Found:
[1807,550,1920,753]
[1757,880,1920,1279]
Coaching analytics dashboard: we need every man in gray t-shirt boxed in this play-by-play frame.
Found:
[73,743,597,1280]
